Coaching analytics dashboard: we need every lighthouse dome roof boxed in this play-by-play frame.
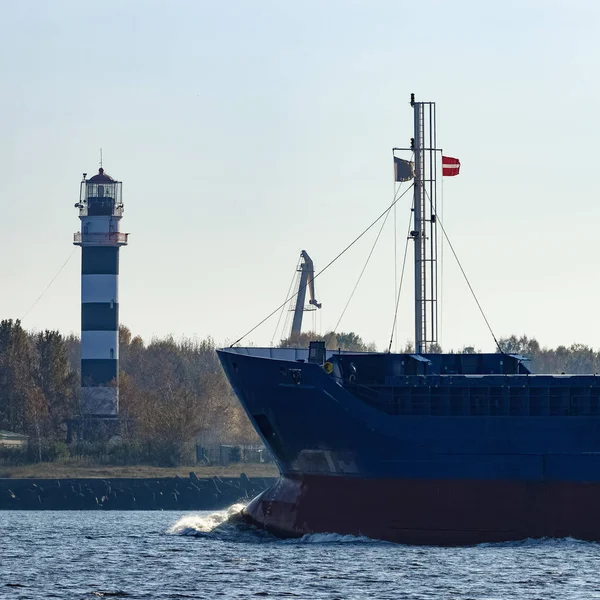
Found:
[88,168,116,183]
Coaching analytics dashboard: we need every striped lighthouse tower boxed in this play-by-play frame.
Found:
[74,167,128,423]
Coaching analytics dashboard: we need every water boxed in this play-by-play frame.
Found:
[3,508,600,599]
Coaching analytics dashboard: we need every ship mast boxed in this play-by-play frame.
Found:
[411,94,439,353]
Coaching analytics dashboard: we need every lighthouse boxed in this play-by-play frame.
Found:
[74,168,128,425]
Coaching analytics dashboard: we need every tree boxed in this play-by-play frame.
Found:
[335,332,376,352]
[25,386,48,462]
[498,335,541,356]
[0,319,35,433]
[279,330,376,352]
[117,332,259,464]
[35,331,77,438]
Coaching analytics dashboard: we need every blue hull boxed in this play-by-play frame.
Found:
[217,348,600,543]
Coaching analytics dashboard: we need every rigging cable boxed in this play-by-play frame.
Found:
[333,191,396,333]
[230,184,415,347]
[424,187,503,353]
[21,249,77,321]
[387,199,414,353]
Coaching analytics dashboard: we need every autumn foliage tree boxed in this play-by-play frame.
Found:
[497,335,600,374]
[0,322,259,466]
[0,320,78,460]
[279,330,376,352]
[0,319,34,434]
[34,331,77,435]
[117,328,258,465]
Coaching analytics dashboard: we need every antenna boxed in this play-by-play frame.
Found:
[99,148,103,169]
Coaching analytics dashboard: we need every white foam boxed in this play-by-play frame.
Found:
[168,509,385,544]
[168,503,246,536]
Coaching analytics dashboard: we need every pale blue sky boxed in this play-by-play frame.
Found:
[1,0,599,351]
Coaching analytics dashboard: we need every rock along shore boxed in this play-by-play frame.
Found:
[0,473,277,510]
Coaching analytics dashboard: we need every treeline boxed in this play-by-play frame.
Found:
[4,319,600,466]
[496,335,600,374]
[0,319,257,466]
[279,330,377,352]
[0,321,78,450]
[391,335,600,375]
[117,326,257,464]
[440,335,600,374]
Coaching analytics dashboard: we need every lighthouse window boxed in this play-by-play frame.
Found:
[98,185,104,197]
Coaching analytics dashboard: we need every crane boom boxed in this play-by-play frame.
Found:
[290,250,321,338]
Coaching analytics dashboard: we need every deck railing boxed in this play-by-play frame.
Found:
[73,232,129,246]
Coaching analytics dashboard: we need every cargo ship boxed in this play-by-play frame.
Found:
[217,95,600,545]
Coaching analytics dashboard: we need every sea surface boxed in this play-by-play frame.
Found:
[2,507,600,600]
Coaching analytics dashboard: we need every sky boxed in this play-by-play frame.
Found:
[1,0,600,352]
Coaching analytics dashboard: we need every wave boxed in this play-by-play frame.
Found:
[476,537,600,549]
[167,503,247,536]
[167,506,384,545]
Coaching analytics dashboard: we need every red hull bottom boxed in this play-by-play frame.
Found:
[241,475,600,545]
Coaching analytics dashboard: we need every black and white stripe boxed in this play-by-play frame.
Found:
[81,246,119,416]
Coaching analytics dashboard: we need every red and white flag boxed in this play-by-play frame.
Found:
[442,156,460,177]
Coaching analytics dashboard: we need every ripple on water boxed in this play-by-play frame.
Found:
[3,509,600,600]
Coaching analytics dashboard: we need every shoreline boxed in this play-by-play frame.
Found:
[0,462,279,480]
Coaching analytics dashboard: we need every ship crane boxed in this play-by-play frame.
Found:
[289,250,322,338]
